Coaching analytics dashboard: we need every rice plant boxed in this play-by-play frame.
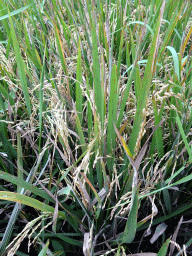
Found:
[0,0,191,255]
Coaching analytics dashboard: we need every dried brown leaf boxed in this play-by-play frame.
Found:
[169,216,183,256]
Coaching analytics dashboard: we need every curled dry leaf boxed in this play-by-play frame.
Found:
[150,222,168,244]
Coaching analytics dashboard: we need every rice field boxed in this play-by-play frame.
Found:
[0,0,191,255]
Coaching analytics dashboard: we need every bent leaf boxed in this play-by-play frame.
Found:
[0,192,66,219]
[0,170,54,203]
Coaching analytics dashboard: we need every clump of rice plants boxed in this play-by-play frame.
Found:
[0,0,191,255]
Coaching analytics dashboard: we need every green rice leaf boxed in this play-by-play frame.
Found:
[9,13,31,116]
[107,64,118,166]
[38,240,50,256]
[76,39,83,124]
[129,0,166,154]
[166,46,180,81]
[91,9,104,129]
[0,5,32,21]
[121,186,139,244]
[0,192,66,219]
[17,132,23,193]
[56,233,82,246]
[0,170,55,203]
[152,98,164,158]
[176,114,192,162]
[157,238,170,256]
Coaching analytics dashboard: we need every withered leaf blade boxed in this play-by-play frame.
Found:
[52,196,58,233]
[134,118,165,170]
[150,222,168,244]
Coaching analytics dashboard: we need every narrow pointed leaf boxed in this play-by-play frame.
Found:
[0,192,66,219]
[129,0,166,154]
[121,186,139,244]
[9,13,31,116]
[157,238,170,256]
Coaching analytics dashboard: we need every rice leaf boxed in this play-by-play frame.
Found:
[176,114,192,162]
[157,238,170,256]
[0,5,32,21]
[107,64,118,167]
[121,186,139,244]
[39,46,46,148]
[0,170,55,203]
[152,98,164,158]
[17,132,23,194]
[76,38,83,124]
[166,46,180,81]
[38,240,50,256]
[0,192,66,219]
[56,233,82,246]
[9,13,31,116]
[91,8,104,129]
[129,0,166,154]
